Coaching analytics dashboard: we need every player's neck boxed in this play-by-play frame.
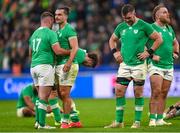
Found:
[59,21,67,28]
[127,17,138,26]
[156,21,166,27]
[41,23,51,28]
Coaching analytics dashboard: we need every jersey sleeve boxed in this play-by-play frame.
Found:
[48,30,59,46]
[144,22,154,37]
[67,26,77,39]
[170,26,176,40]
[22,85,32,97]
[114,24,121,38]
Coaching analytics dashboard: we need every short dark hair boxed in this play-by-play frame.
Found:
[87,53,98,68]
[152,4,166,21]
[57,6,70,16]
[121,4,135,16]
[40,11,54,20]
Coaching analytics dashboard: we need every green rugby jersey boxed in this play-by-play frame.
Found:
[148,23,175,69]
[114,19,154,66]
[56,23,78,65]
[76,48,86,64]
[16,84,38,108]
[29,27,58,67]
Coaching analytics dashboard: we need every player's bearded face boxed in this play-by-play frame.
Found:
[158,8,171,24]
[55,10,66,24]
[123,12,136,25]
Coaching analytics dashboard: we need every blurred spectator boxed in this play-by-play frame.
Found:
[0,0,180,73]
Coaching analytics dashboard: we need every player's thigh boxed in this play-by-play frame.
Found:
[56,64,79,86]
[30,67,38,86]
[117,62,131,78]
[163,68,173,81]
[131,62,147,80]
[148,63,164,78]
[37,64,55,86]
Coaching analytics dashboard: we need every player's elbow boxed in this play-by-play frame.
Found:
[158,36,163,45]
[156,34,163,45]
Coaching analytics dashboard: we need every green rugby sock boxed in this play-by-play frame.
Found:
[157,114,163,120]
[116,97,125,123]
[38,99,47,127]
[135,97,144,122]
[49,97,61,122]
[70,110,80,122]
[149,114,156,120]
[62,113,70,123]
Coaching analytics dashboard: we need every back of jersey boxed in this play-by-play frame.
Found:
[29,27,58,67]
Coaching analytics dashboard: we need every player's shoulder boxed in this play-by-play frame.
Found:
[115,21,126,30]
[66,23,76,31]
[24,84,33,90]
[45,27,56,33]
[138,19,150,26]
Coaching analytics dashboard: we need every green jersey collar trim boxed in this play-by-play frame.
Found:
[37,27,49,30]
[126,18,139,27]
[60,23,68,30]
[154,22,168,29]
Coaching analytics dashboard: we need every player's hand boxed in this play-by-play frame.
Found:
[152,55,160,62]
[113,51,123,64]
[138,51,150,60]
[63,62,71,72]
[173,52,179,59]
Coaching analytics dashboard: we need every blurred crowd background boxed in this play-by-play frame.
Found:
[0,0,180,74]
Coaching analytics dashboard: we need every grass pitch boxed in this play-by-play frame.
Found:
[0,98,179,132]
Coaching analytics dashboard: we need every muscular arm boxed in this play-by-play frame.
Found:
[173,38,179,59]
[24,96,35,111]
[52,42,71,55]
[138,32,162,60]
[149,32,163,51]
[63,37,78,72]
[109,34,119,50]
[109,33,123,63]
[68,37,78,64]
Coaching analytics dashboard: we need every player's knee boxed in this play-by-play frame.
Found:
[151,89,160,99]
[134,91,143,98]
[160,90,168,99]
[116,77,131,86]
[115,89,124,97]
[60,91,70,100]
[115,86,125,97]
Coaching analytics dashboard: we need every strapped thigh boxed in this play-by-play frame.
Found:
[133,80,145,86]
[116,77,131,86]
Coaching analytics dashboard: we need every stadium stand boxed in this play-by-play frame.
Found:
[0,0,180,74]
